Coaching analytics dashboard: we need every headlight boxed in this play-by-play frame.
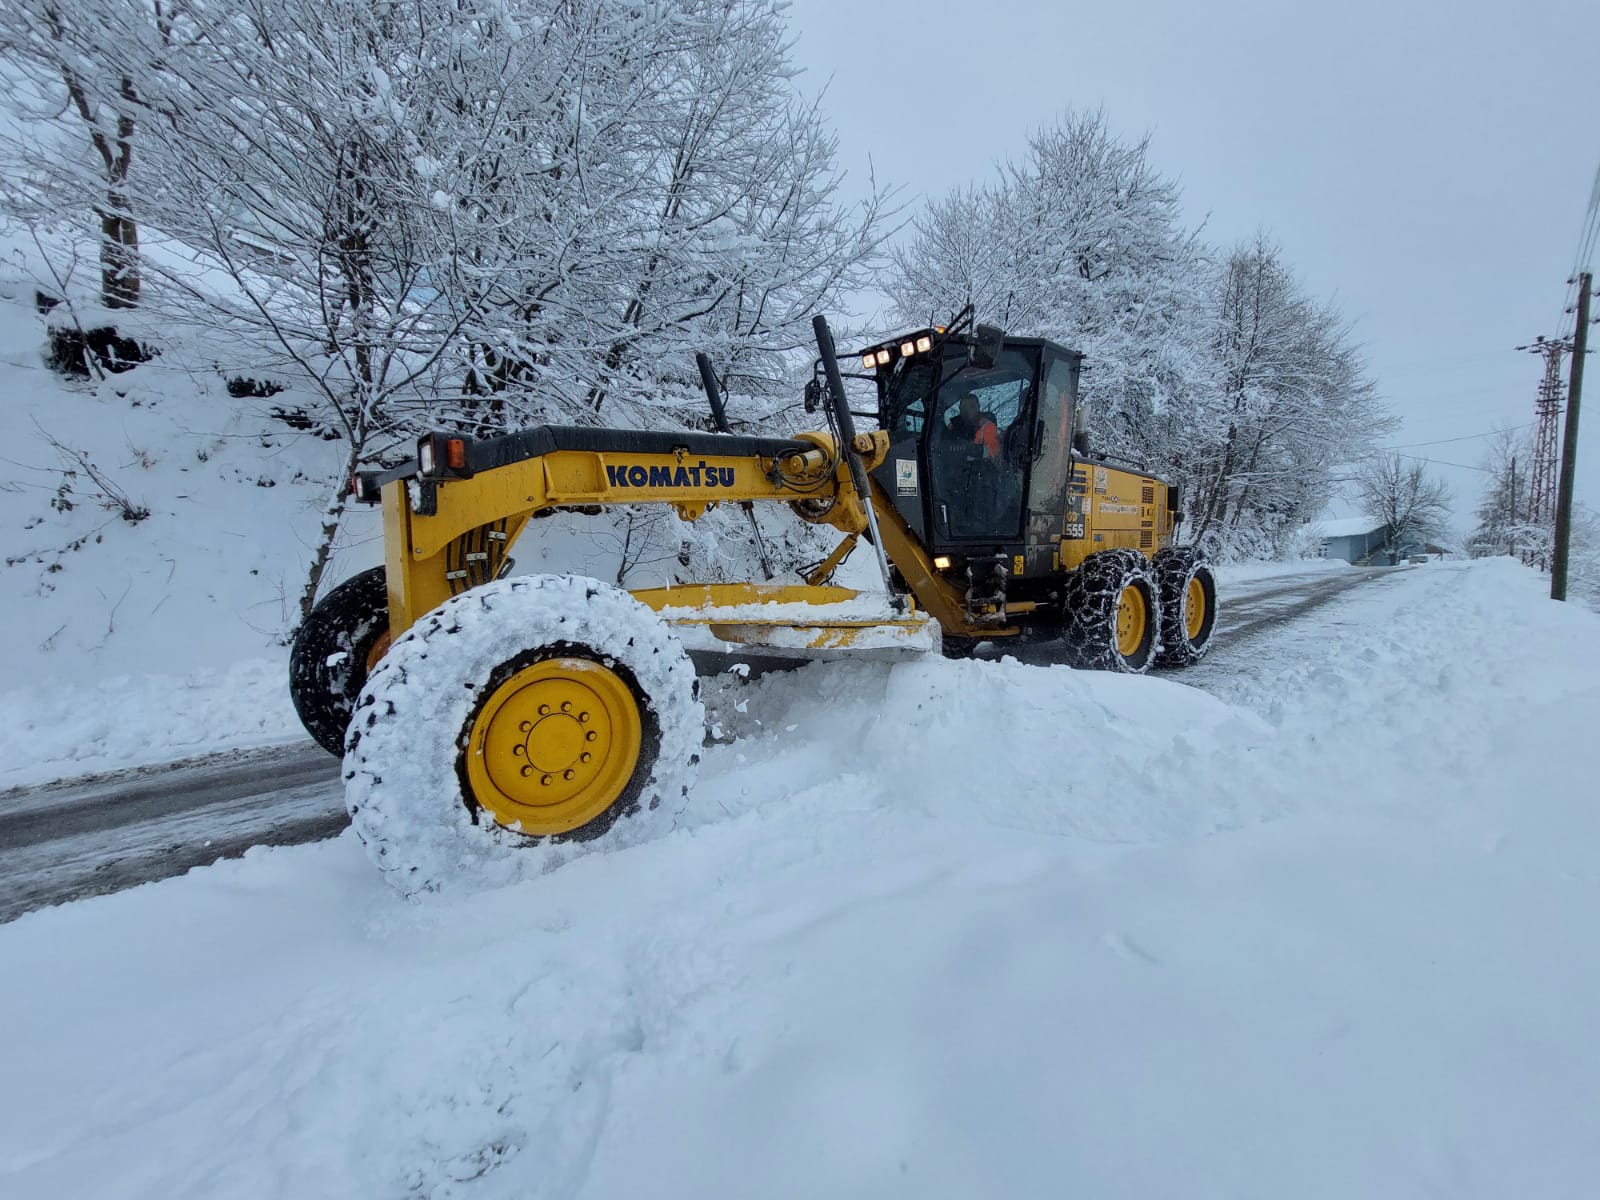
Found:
[875,348,890,366]
[900,341,916,357]
[861,354,876,371]
[916,335,932,353]
[933,555,952,570]
[418,439,436,476]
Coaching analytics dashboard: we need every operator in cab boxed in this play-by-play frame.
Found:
[947,392,999,459]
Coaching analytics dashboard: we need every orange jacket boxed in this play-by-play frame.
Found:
[974,419,999,458]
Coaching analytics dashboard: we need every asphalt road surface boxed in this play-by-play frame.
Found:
[0,565,1403,923]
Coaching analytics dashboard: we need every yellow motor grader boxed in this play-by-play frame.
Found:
[289,314,1216,891]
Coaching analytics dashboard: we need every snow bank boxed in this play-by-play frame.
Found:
[2,560,1597,1197]
[0,658,303,789]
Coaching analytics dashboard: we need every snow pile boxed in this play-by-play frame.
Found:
[652,586,906,621]
[2,560,1598,1197]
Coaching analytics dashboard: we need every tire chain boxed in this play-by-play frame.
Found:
[1060,548,1163,672]
[1152,545,1216,666]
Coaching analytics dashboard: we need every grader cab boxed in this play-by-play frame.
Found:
[290,314,1217,892]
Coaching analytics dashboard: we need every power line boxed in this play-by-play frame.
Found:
[1379,421,1533,451]
[1385,450,1492,474]
[1556,160,1600,339]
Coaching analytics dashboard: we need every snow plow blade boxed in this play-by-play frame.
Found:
[630,583,940,662]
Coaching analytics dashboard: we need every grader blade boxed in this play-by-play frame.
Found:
[630,583,940,663]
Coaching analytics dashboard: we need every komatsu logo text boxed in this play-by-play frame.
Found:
[605,461,738,489]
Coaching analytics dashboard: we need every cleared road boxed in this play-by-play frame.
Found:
[0,565,1403,923]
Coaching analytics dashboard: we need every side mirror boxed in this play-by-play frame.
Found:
[971,323,1006,370]
[803,378,823,414]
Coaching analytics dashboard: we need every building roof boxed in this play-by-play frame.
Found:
[1314,516,1385,539]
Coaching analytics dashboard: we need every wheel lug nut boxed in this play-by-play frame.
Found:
[578,712,590,723]
[585,731,597,742]
[580,752,591,763]
[519,721,533,733]
[538,704,551,715]
[561,701,573,713]
[512,744,525,757]
[520,765,533,777]
[541,774,553,786]
[562,769,574,781]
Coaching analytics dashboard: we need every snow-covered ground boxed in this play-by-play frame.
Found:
[2,557,1596,1198]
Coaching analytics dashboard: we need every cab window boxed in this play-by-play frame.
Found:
[933,347,1033,438]
[886,359,937,437]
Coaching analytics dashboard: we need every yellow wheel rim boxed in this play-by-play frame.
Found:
[465,657,642,837]
[1115,583,1147,658]
[1184,575,1206,641]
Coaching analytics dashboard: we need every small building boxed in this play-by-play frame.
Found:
[1314,517,1428,565]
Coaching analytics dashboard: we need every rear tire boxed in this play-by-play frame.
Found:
[342,575,703,895]
[1060,549,1161,673]
[288,567,390,756]
[1153,546,1217,666]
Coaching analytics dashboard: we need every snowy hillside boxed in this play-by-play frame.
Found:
[0,233,808,785]
[2,558,1596,1198]
[0,238,364,774]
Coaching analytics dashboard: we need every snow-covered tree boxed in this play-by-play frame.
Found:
[887,109,1208,464]
[1469,427,1535,559]
[0,0,171,307]
[1182,238,1389,556]
[1355,454,1453,564]
[885,114,1387,560]
[1562,504,1600,610]
[2,0,888,610]
[432,0,891,432]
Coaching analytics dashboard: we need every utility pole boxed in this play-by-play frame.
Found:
[1515,334,1572,569]
[1551,271,1593,601]
[1508,454,1517,559]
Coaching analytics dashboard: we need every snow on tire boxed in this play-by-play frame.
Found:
[1153,546,1218,666]
[1060,548,1162,673]
[342,575,703,895]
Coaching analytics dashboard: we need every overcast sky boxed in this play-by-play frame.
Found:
[787,0,1600,526]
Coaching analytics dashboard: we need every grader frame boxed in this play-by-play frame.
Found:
[306,314,1217,890]
[357,313,1184,657]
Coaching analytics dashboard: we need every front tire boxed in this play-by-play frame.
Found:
[342,575,703,895]
[1061,549,1162,673]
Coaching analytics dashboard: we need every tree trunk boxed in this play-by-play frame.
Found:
[100,194,140,309]
[298,434,364,623]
